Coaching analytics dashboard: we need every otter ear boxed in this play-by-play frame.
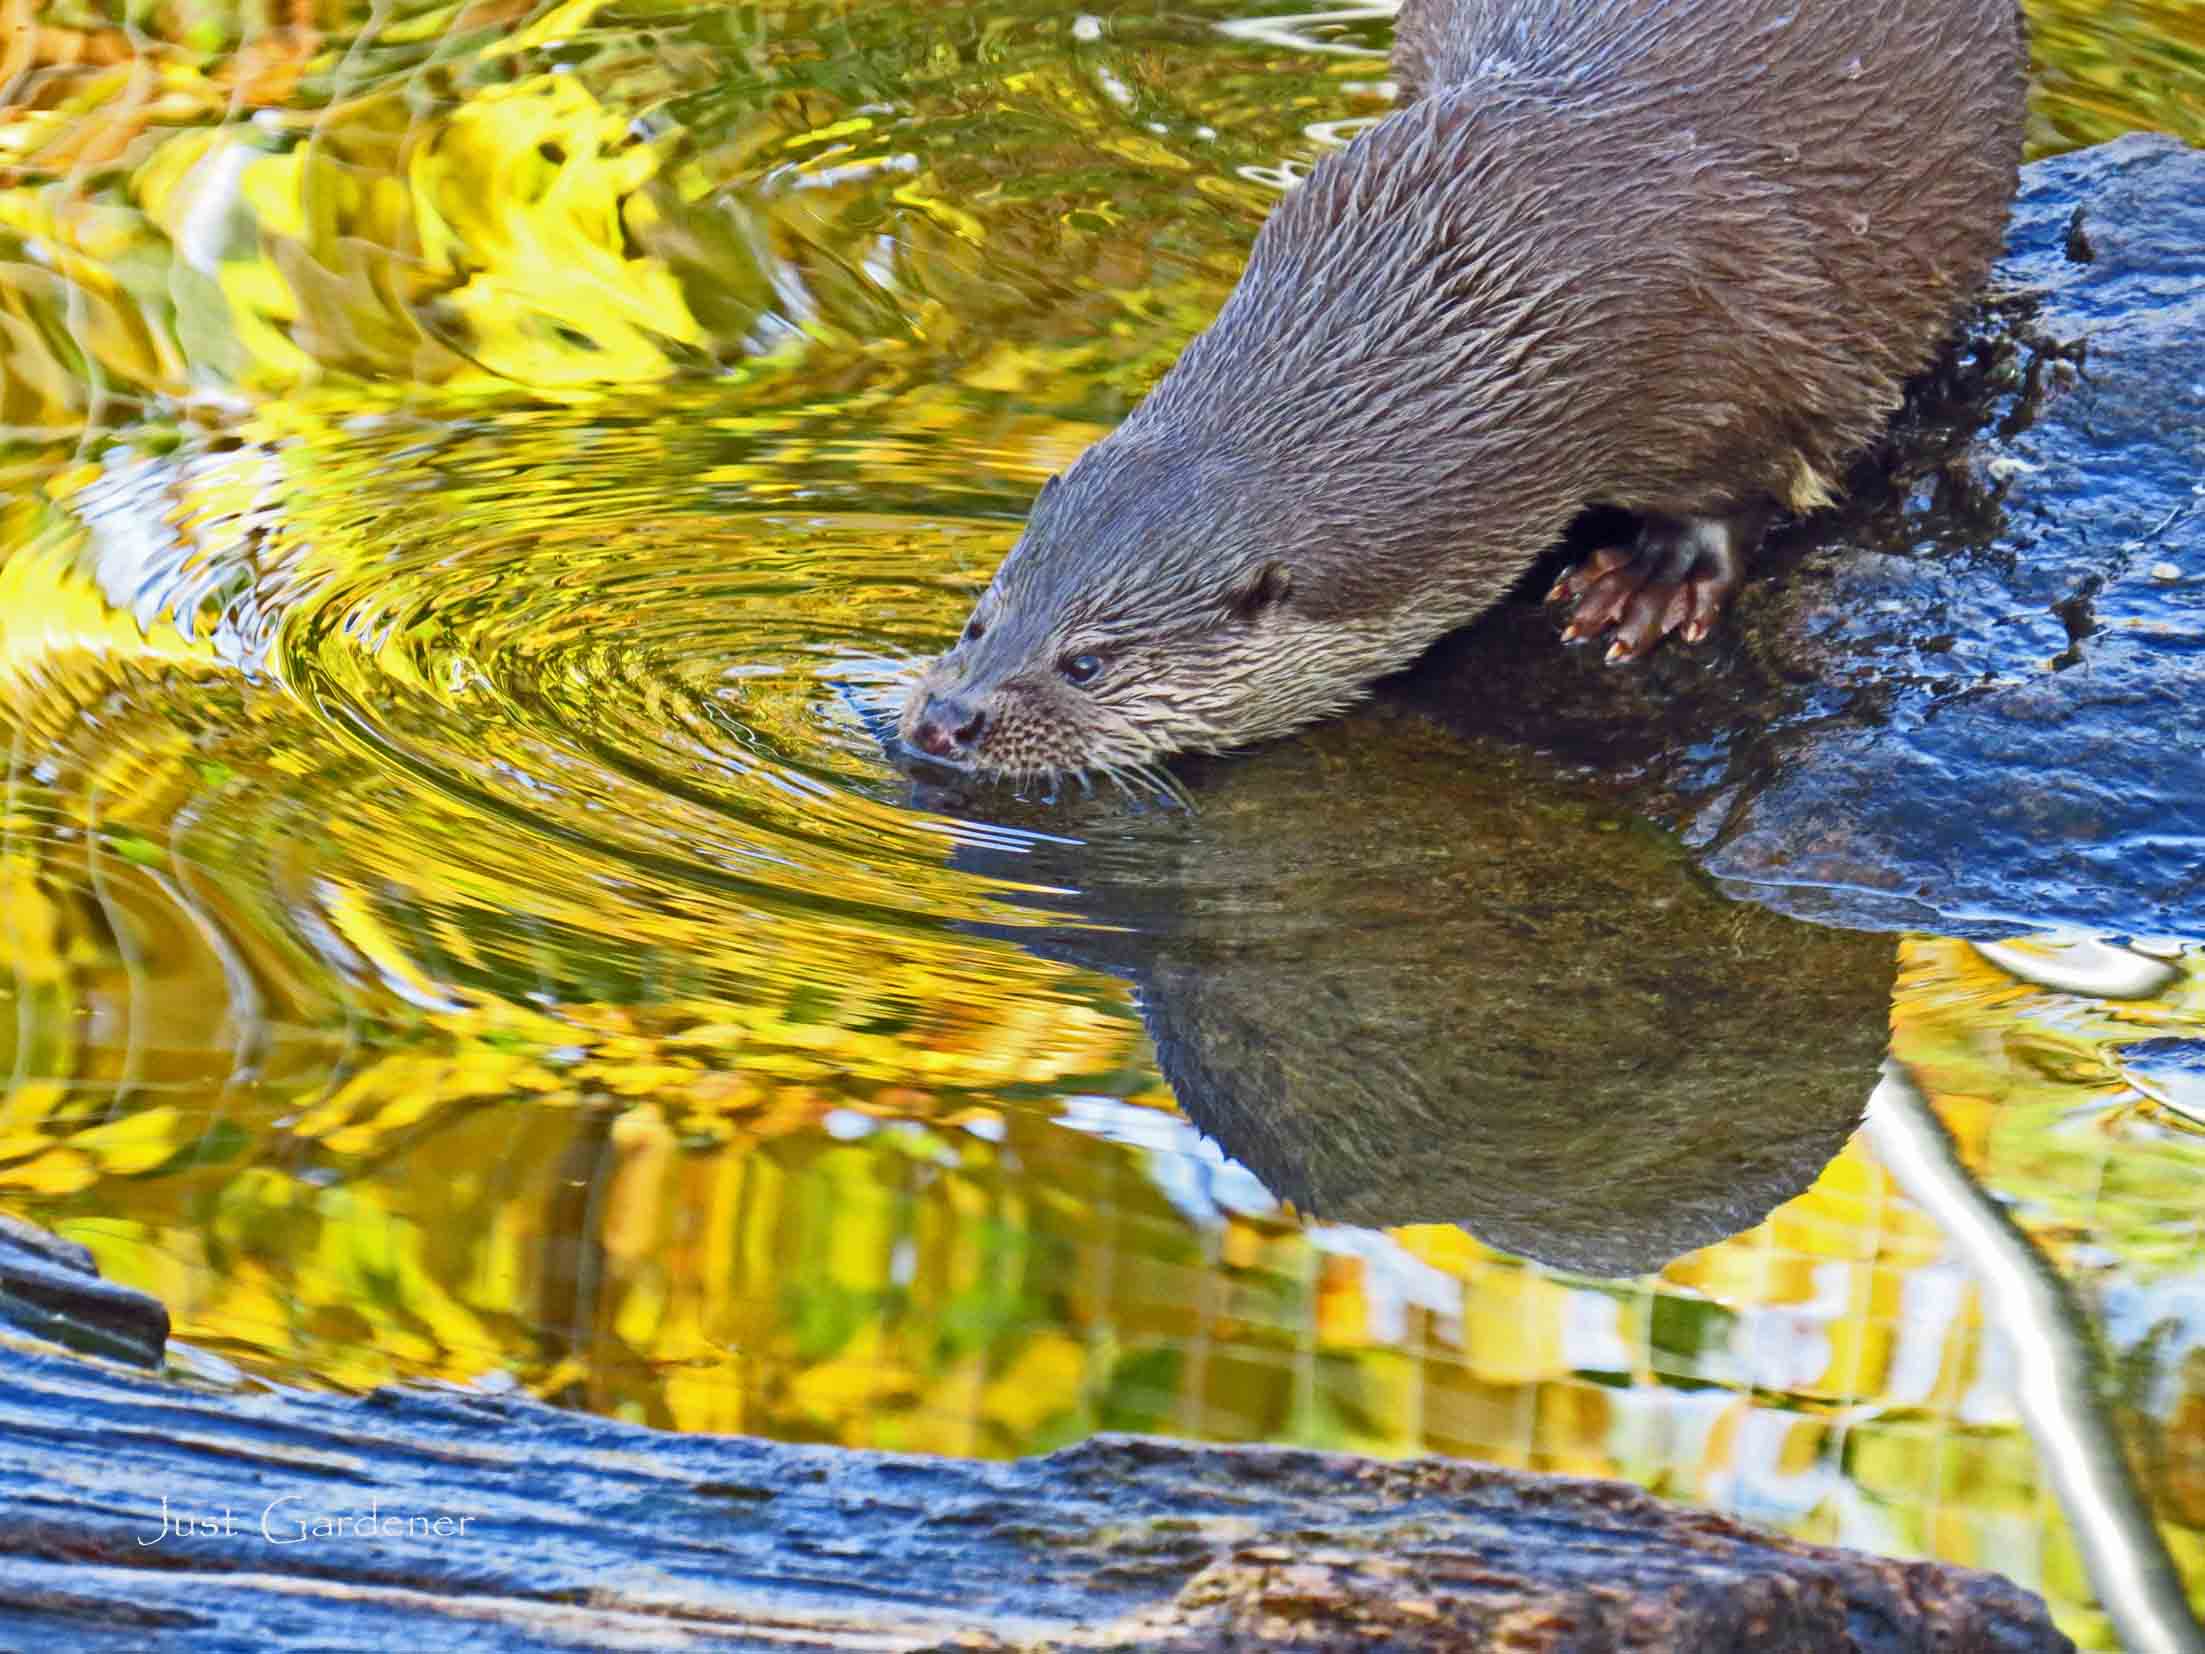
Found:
[1227,561,1293,624]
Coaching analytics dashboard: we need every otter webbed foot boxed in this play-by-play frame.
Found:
[1547,507,1770,663]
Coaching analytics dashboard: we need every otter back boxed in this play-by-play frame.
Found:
[1138,0,2026,613]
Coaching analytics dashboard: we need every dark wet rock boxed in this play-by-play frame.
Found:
[1400,134,2205,940]
[0,1333,2072,1651]
[0,1213,169,1369]
[954,712,1894,1277]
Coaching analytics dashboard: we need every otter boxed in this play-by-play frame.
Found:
[901,0,2026,784]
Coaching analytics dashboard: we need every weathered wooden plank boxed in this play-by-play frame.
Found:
[0,1316,2071,1653]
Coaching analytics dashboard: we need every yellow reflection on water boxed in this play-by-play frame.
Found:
[3,1,2203,1649]
[3,0,2194,475]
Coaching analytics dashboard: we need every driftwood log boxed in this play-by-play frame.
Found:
[0,1225,2072,1654]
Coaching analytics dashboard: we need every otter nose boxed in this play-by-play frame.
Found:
[910,695,987,760]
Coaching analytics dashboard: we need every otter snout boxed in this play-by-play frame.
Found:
[905,690,989,762]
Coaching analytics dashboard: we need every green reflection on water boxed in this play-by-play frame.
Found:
[2,1,2202,1648]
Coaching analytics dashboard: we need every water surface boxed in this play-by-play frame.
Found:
[2,2,2203,1647]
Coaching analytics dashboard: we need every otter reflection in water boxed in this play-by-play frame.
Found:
[948,708,1895,1277]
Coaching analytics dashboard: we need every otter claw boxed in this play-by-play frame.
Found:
[1547,545,1629,606]
[1560,572,1637,638]
[1551,508,1764,660]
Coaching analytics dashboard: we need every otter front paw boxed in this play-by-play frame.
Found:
[1547,508,1767,664]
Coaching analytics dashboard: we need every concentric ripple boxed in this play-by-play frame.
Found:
[272,457,1032,928]
[145,405,1150,1025]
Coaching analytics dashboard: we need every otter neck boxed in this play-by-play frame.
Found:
[1113,397,1586,638]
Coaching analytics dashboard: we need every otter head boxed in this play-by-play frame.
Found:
[898,430,1389,787]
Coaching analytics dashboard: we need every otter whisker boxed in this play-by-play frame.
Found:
[1137,762,1197,813]
[1092,764,1136,804]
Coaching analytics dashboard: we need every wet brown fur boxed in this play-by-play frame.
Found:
[902,0,2027,782]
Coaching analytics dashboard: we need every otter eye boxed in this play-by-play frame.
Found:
[962,616,986,644]
[1229,561,1294,623]
[1059,652,1104,687]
